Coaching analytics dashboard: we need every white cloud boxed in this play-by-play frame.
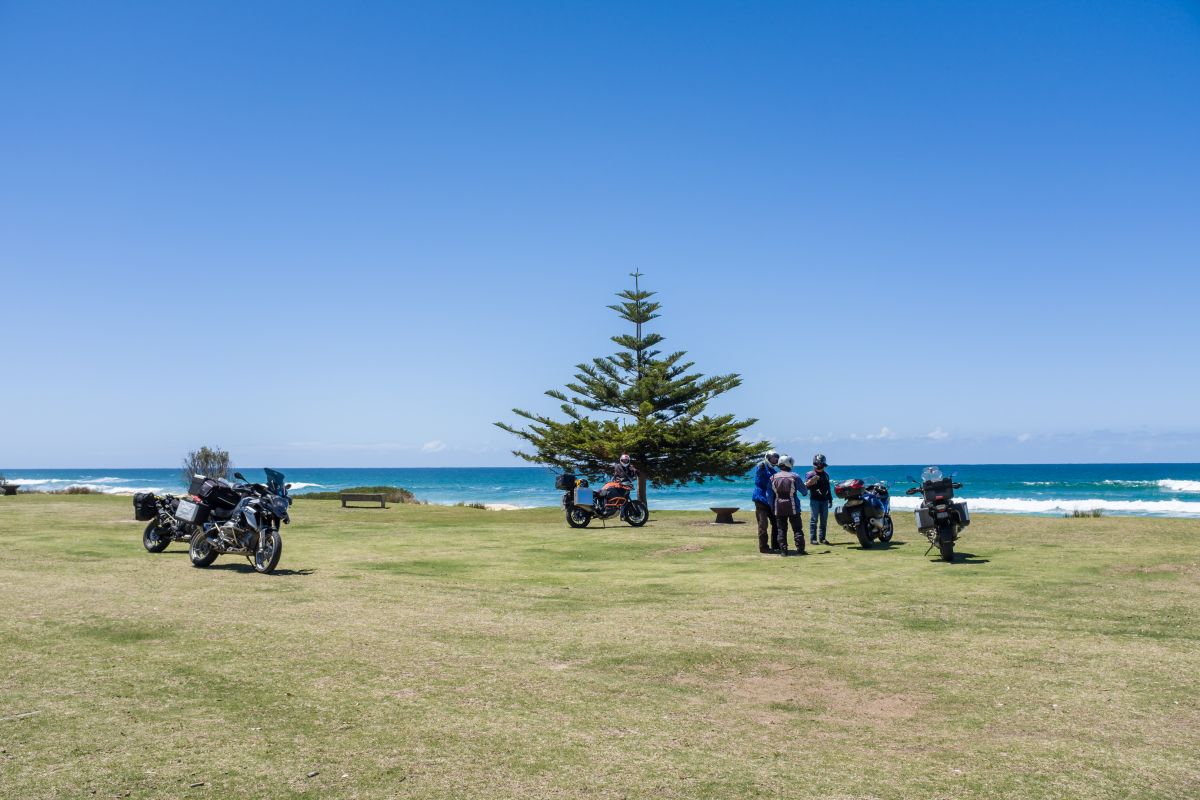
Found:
[421,440,447,453]
[851,426,896,441]
[1016,433,1033,443]
[927,427,949,441]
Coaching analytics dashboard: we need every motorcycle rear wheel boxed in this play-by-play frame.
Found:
[855,522,872,549]
[189,529,218,567]
[253,529,282,574]
[623,501,649,527]
[142,521,170,553]
[566,507,591,528]
[937,525,955,562]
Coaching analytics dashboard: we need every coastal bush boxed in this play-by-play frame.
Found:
[182,446,233,482]
[294,486,419,504]
[49,486,104,495]
[1067,509,1104,518]
[454,501,488,510]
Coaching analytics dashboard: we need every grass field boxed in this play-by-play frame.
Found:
[1,495,1198,799]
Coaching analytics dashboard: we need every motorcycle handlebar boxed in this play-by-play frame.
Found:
[904,487,920,495]
[952,483,963,489]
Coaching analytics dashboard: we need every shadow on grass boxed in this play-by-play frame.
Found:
[206,563,316,576]
[929,551,990,565]
[846,540,908,551]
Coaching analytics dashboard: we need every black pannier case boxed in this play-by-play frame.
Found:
[834,505,853,527]
[555,474,577,491]
[188,474,207,496]
[197,478,240,513]
[133,492,157,521]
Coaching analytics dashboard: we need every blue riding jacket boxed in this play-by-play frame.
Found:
[752,461,777,505]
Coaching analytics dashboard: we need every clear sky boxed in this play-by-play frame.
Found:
[2,0,1198,467]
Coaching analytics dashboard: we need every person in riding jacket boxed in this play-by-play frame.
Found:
[601,454,638,500]
[770,455,808,555]
[752,450,781,553]
[612,454,637,484]
[804,453,833,545]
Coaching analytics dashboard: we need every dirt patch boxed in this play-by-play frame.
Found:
[710,663,929,727]
[1108,563,1200,577]
[649,543,705,556]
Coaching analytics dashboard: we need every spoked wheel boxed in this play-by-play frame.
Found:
[623,501,649,527]
[937,525,956,562]
[855,522,872,549]
[566,507,592,528]
[878,516,894,543]
[189,529,218,567]
[253,529,282,574]
[142,521,171,553]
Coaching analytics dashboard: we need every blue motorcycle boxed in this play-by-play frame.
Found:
[833,478,894,549]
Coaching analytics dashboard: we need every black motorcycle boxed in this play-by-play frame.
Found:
[133,492,196,552]
[833,478,894,548]
[905,466,970,562]
[557,473,648,528]
[184,469,292,574]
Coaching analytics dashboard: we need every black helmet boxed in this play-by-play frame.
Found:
[813,453,828,467]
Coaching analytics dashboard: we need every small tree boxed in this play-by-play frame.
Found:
[182,446,233,483]
[497,273,768,504]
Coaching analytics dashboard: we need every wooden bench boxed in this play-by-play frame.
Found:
[340,492,387,509]
[709,506,741,524]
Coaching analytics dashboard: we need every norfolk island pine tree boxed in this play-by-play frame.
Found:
[496,273,769,508]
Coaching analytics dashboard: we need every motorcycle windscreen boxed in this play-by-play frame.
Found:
[265,468,287,495]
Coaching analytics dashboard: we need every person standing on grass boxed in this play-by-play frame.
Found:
[752,450,780,553]
[770,455,807,556]
[804,453,833,545]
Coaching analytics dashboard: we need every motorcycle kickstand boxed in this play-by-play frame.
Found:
[924,541,935,557]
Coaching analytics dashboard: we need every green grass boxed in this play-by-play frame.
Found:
[1,494,1198,799]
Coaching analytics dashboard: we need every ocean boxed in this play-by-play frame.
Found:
[3,464,1200,517]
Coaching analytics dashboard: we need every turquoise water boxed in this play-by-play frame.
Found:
[4,464,1200,517]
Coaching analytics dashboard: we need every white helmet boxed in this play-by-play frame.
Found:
[765,450,780,464]
[619,454,631,465]
[779,455,794,470]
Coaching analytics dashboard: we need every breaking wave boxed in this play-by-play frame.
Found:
[887,495,1200,517]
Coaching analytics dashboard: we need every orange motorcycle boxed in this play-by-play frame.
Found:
[556,473,649,528]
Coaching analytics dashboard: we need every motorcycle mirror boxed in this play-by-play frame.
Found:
[233,472,246,482]
[285,483,292,489]
[906,475,918,483]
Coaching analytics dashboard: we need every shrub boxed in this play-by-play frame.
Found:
[455,502,488,510]
[183,446,233,483]
[294,486,420,504]
[49,486,104,495]
[1066,509,1104,518]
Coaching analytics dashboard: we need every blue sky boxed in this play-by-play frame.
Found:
[1,0,1198,467]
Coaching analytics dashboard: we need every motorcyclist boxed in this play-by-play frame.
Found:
[600,454,638,501]
[804,453,833,545]
[770,455,808,555]
[612,454,638,484]
[752,450,781,553]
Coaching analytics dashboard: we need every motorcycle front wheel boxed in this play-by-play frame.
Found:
[189,529,218,568]
[878,516,894,543]
[142,521,171,553]
[623,501,649,527]
[936,524,956,562]
[566,507,591,528]
[254,529,282,574]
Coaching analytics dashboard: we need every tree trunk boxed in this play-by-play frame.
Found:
[638,475,647,507]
